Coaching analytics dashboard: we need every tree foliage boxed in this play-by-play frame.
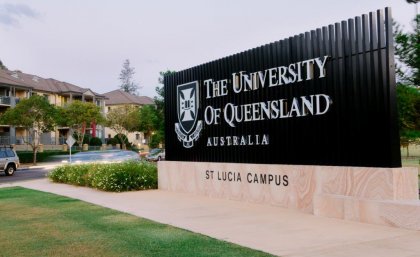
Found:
[119,59,140,95]
[153,70,176,146]
[394,5,420,155]
[137,105,159,144]
[106,105,138,149]
[394,14,420,85]
[0,95,57,164]
[0,59,7,70]
[397,84,420,156]
[57,101,104,150]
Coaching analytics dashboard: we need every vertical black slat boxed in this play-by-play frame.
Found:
[348,17,359,120]
[164,73,170,159]
[174,71,180,160]
[171,73,176,160]
[220,58,226,162]
[306,30,313,164]
[273,39,282,163]
[347,18,359,166]
[322,25,341,163]
[355,16,365,137]
[211,60,217,162]
[171,73,177,160]
[230,53,238,162]
[372,10,391,166]
[201,63,207,162]
[334,22,348,165]
[293,33,305,164]
[245,48,252,163]
[280,38,290,164]
[362,14,373,114]
[259,45,267,163]
[349,18,357,55]
[370,11,379,99]
[316,28,328,163]
[308,30,319,163]
[377,9,387,139]
[224,55,232,162]
[212,60,219,162]
[251,47,259,163]
[340,21,354,163]
[385,7,401,167]
[355,16,363,90]
[236,51,242,163]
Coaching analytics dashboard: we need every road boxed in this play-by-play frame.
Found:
[0,166,54,183]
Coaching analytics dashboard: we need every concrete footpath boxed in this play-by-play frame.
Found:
[2,179,420,257]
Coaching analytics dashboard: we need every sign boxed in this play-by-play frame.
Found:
[66,135,75,163]
[164,8,401,168]
[66,135,75,147]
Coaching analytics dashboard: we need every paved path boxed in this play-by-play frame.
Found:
[2,179,420,257]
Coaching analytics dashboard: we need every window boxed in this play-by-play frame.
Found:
[5,149,15,157]
[108,107,111,112]
[136,134,140,140]
[0,151,6,158]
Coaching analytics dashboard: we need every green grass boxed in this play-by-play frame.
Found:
[0,187,273,257]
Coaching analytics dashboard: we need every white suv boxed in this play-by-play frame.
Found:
[145,148,165,162]
[0,147,20,176]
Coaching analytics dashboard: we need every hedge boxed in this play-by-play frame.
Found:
[17,150,76,164]
[48,161,157,192]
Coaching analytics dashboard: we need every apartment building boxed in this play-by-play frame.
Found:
[103,89,154,147]
[0,69,107,145]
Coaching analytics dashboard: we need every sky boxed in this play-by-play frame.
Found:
[0,0,417,98]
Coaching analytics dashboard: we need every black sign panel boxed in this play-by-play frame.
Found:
[164,8,401,168]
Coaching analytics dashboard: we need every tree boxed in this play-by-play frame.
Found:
[397,84,420,156]
[106,105,138,149]
[137,105,159,145]
[0,95,57,164]
[394,6,420,155]
[119,59,140,95]
[0,59,7,70]
[57,101,105,150]
[394,14,419,86]
[154,70,176,146]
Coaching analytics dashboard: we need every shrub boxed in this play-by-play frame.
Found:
[48,161,157,192]
[89,137,103,146]
[106,138,118,146]
[17,150,75,164]
[114,134,131,148]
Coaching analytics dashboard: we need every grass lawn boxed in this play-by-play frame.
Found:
[0,187,273,257]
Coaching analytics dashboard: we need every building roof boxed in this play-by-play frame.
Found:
[0,69,106,98]
[103,89,154,106]
[0,69,32,88]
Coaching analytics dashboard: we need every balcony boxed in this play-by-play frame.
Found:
[0,96,11,106]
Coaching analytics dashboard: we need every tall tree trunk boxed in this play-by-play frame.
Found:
[118,134,126,150]
[32,147,38,165]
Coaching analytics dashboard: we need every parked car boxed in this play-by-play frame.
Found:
[61,150,141,164]
[145,148,165,161]
[0,146,20,176]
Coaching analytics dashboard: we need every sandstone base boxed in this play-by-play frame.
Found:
[158,161,420,230]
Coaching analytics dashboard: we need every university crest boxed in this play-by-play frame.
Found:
[175,81,203,148]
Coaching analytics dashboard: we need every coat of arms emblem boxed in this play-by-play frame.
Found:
[175,81,203,148]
